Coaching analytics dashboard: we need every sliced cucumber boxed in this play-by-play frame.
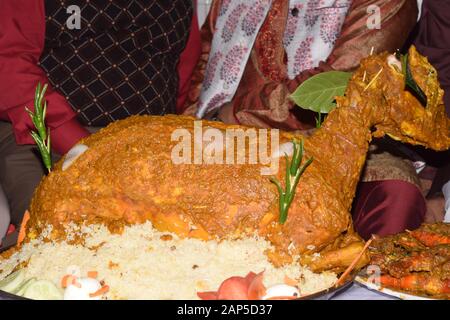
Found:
[15,278,37,296]
[0,270,26,294]
[22,280,63,300]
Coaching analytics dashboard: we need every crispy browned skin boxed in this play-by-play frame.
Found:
[26,47,449,272]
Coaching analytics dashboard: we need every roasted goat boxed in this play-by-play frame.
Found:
[26,47,449,272]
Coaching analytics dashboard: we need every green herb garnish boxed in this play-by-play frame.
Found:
[290,71,352,114]
[401,53,427,105]
[270,139,313,224]
[290,71,352,129]
[26,83,52,173]
[315,112,323,128]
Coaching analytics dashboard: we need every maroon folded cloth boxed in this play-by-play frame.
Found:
[352,180,426,240]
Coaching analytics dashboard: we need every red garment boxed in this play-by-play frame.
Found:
[0,1,201,155]
[177,7,202,114]
[0,0,89,155]
[352,180,426,240]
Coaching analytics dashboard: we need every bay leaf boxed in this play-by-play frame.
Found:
[290,71,352,113]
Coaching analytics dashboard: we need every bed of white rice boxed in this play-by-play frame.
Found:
[0,222,337,299]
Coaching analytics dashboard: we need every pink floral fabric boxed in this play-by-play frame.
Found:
[221,4,248,42]
[202,52,223,91]
[293,37,314,75]
[197,0,272,118]
[242,0,269,36]
[197,0,351,117]
[220,44,249,87]
[285,0,351,79]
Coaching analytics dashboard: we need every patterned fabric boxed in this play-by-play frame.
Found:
[196,0,350,117]
[362,151,421,189]
[39,0,192,126]
[284,0,351,79]
[196,0,272,118]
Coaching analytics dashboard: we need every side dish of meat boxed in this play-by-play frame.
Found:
[368,223,450,299]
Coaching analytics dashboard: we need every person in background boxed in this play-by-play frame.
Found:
[184,0,431,240]
[412,0,450,224]
[0,0,201,237]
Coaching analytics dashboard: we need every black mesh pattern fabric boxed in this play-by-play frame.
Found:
[39,0,193,126]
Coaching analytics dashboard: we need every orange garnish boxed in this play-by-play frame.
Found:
[61,275,76,288]
[17,210,30,246]
[247,271,266,300]
[283,275,298,287]
[87,271,98,279]
[89,285,109,298]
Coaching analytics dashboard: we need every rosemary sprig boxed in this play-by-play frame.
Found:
[25,83,52,173]
[270,139,313,224]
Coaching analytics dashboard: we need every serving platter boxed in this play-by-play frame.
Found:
[296,277,354,300]
[355,275,435,300]
[0,277,354,301]
[0,289,27,300]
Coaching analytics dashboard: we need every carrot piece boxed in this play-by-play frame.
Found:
[284,275,298,287]
[379,274,450,296]
[87,271,98,279]
[410,230,450,246]
[197,291,218,300]
[89,285,109,298]
[61,275,76,288]
[380,274,424,290]
[378,274,422,290]
[17,210,30,246]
